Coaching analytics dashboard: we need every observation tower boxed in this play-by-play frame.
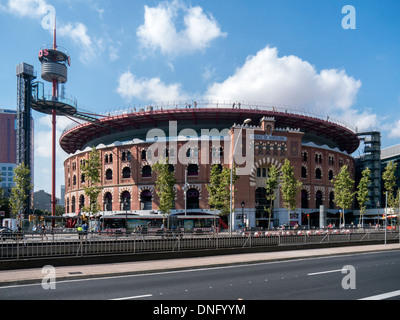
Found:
[31,19,99,219]
[33,20,70,219]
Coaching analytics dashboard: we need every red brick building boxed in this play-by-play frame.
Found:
[61,103,358,229]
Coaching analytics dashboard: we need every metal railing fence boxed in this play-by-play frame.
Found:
[0,229,399,260]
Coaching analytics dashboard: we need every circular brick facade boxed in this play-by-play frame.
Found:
[62,104,358,228]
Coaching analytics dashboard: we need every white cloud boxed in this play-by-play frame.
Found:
[2,0,103,64]
[204,46,386,132]
[136,0,227,56]
[338,108,379,132]
[205,46,362,113]
[59,22,92,48]
[116,45,383,133]
[1,0,48,18]
[202,64,216,81]
[35,115,74,159]
[58,22,104,64]
[34,115,73,195]
[117,71,188,103]
[388,119,400,138]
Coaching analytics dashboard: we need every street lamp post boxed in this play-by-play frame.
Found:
[123,198,128,234]
[377,200,380,230]
[241,200,245,228]
[184,167,188,216]
[385,192,388,245]
[229,118,251,235]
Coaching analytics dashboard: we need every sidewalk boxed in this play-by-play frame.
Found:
[0,243,399,286]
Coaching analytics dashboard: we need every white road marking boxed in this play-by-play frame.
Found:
[359,290,400,300]
[1,250,398,289]
[307,269,343,276]
[111,294,153,300]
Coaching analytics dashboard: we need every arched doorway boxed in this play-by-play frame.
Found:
[316,190,323,208]
[79,195,85,210]
[255,187,271,228]
[140,190,152,210]
[329,191,335,209]
[71,196,76,214]
[186,188,200,209]
[301,189,309,209]
[121,191,131,210]
[104,192,112,211]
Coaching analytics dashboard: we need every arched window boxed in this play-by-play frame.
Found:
[141,150,147,160]
[142,165,152,178]
[315,168,322,180]
[73,175,77,186]
[301,166,307,178]
[187,164,199,176]
[328,170,334,181]
[105,169,113,180]
[105,154,109,163]
[122,167,131,179]
[262,168,267,178]
[81,173,85,183]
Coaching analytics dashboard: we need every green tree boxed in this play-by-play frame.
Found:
[382,161,399,212]
[207,164,226,214]
[356,167,371,227]
[81,146,102,214]
[206,164,238,216]
[153,158,176,226]
[280,159,302,226]
[264,165,280,229]
[10,163,33,218]
[333,165,354,227]
[206,163,239,232]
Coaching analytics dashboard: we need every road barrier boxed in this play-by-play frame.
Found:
[1,229,399,261]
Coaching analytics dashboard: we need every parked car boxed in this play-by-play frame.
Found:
[0,227,23,240]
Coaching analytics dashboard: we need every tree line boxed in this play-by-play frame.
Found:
[2,146,398,229]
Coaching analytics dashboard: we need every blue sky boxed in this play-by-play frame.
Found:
[0,0,399,198]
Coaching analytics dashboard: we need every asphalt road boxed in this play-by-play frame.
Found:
[1,250,399,301]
